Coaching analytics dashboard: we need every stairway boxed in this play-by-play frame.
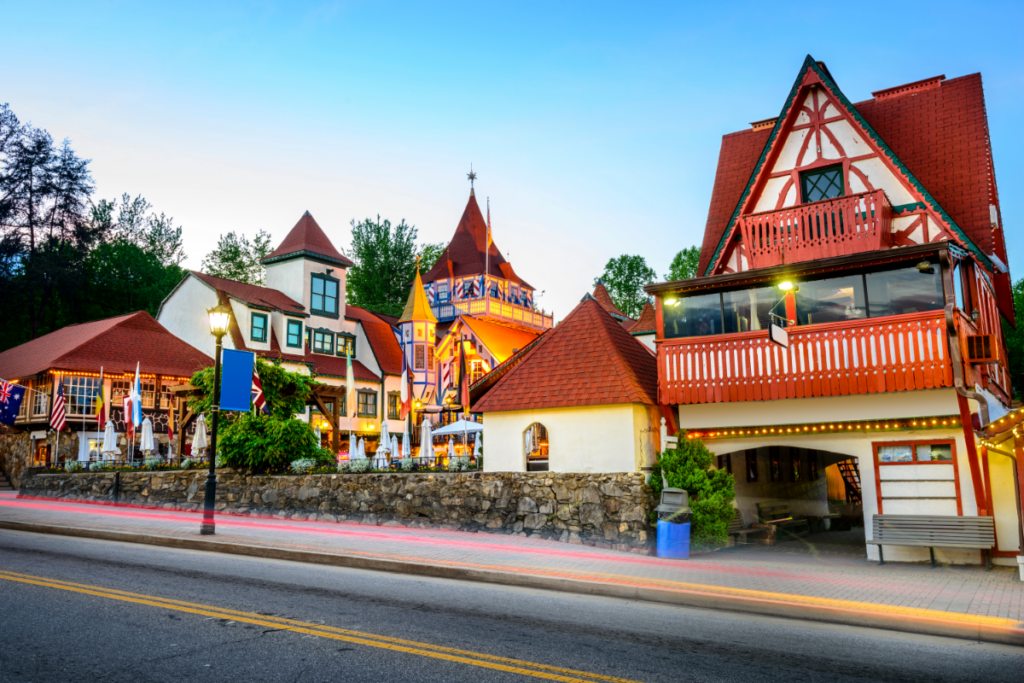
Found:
[837,460,862,505]
[0,472,14,491]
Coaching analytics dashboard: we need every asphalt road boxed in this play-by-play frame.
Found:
[0,529,1021,683]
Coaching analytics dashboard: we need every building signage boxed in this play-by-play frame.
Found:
[769,323,789,349]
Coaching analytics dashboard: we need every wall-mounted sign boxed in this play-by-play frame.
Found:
[769,323,789,349]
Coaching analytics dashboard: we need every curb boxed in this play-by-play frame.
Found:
[1,519,1022,647]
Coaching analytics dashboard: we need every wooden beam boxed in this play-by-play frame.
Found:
[958,392,988,516]
[331,395,340,453]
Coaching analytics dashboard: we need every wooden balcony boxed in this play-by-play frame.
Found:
[432,295,553,331]
[658,311,952,405]
[739,189,892,269]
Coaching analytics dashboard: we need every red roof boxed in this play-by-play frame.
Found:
[0,312,211,380]
[698,70,1005,275]
[422,192,533,289]
[262,211,354,267]
[346,305,403,376]
[473,298,658,413]
[191,271,305,315]
[631,302,656,334]
[264,329,378,381]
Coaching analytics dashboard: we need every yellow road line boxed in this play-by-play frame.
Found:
[0,569,642,683]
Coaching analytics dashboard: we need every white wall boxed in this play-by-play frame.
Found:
[266,257,348,323]
[157,276,227,358]
[633,332,655,351]
[483,403,656,474]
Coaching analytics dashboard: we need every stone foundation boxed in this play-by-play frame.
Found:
[19,469,655,552]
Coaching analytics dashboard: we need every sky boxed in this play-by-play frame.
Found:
[5,1,1023,320]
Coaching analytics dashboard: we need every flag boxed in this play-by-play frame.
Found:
[131,362,142,427]
[167,401,175,441]
[95,368,105,427]
[251,365,269,415]
[50,378,67,432]
[400,350,412,419]
[0,381,26,426]
[458,338,470,416]
[345,347,355,418]
[123,396,134,439]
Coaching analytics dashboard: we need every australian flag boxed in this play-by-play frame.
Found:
[0,381,26,425]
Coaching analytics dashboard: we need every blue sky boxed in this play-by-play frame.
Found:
[5,1,1022,319]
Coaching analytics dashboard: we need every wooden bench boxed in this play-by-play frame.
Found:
[727,509,771,544]
[869,514,995,569]
[755,501,810,542]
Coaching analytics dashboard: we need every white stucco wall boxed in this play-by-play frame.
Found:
[266,257,348,323]
[157,276,229,358]
[633,332,656,351]
[482,403,656,474]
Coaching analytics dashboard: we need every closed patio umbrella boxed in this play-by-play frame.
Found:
[391,435,399,460]
[447,438,456,465]
[140,417,155,455]
[473,433,481,459]
[192,414,208,459]
[100,421,118,460]
[419,419,433,465]
[378,420,391,456]
[402,422,411,459]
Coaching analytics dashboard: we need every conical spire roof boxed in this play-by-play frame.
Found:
[262,211,353,267]
[421,192,532,289]
[399,266,438,324]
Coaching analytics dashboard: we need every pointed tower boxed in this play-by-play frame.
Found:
[399,265,438,402]
[263,211,353,320]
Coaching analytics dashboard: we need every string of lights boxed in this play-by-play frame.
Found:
[686,415,962,441]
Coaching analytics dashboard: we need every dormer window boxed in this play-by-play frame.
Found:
[801,165,844,203]
[286,319,303,348]
[336,333,356,358]
[312,329,334,354]
[311,273,339,318]
[250,313,268,343]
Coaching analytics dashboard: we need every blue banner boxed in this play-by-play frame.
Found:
[220,349,255,412]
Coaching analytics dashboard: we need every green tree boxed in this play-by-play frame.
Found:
[665,246,700,281]
[188,359,329,471]
[84,241,185,319]
[650,436,735,547]
[346,215,420,317]
[418,241,445,273]
[595,254,656,319]
[91,193,186,266]
[1002,277,1024,399]
[201,229,273,285]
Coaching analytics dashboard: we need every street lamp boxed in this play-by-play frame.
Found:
[201,302,231,535]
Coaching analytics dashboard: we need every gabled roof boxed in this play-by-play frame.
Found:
[191,271,306,315]
[699,56,999,276]
[264,328,378,382]
[398,267,437,324]
[421,192,533,289]
[346,305,403,376]
[459,316,540,364]
[262,211,354,267]
[630,302,656,335]
[473,298,659,413]
[0,311,211,380]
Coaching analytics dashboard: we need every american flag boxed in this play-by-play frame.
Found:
[50,378,66,432]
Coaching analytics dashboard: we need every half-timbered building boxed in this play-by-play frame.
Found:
[646,57,1019,566]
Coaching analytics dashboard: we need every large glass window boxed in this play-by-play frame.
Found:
[286,320,302,348]
[311,273,339,317]
[387,392,400,420]
[662,292,723,339]
[723,286,784,333]
[795,275,866,325]
[801,165,844,203]
[313,330,334,354]
[357,391,377,417]
[865,263,943,318]
[33,381,49,417]
[65,376,101,417]
[250,313,268,342]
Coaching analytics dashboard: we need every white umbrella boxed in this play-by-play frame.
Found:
[402,421,411,459]
[419,419,433,464]
[431,419,484,436]
[447,438,456,465]
[192,414,209,458]
[356,437,364,460]
[391,435,399,460]
[100,420,118,459]
[525,426,533,456]
[373,437,389,470]
[140,417,155,455]
[473,433,481,459]
[378,420,391,455]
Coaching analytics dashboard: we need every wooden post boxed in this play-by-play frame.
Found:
[331,396,340,454]
[957,393,988,516]
[175,396,184,463]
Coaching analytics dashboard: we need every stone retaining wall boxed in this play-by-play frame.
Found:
[19,469,655,552]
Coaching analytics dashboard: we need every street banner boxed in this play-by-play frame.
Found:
[220,349,256,412]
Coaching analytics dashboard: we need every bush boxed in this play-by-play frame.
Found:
[144,457,162,470]
[89,462,104,472]
[63,461,81,472]
[650,435,735,547]
[290,458,317,474]
[400,457,414,472]
[348,456,370,474]
[180,458,199,470]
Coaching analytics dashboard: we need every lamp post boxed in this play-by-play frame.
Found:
[202,303,231,535]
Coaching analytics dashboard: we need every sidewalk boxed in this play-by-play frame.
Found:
[1,491,1022,646]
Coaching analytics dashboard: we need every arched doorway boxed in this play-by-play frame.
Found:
[524,423,548,472]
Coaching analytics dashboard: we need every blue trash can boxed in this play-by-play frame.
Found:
[657,519,691,559]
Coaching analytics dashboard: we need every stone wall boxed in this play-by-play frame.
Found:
[19,469,656,552]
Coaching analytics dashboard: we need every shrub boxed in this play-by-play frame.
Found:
[64,461,81,472]
[180,458,198,470]
[290,458,317,474]
[144,457,162,470]
[88,462,104,472]
[650,435,735,547]
[447,455,460,472]
[348,456,369,474]
[400,457,414,472]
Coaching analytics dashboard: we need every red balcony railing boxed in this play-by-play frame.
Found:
[738,190,892,269]
[658,311,952,405]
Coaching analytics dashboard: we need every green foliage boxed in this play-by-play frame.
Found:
[418,241,446,273]
[1003,277,1024,399]
[595,254,656,319]
[84,240,185,319]
[188,359,328,471]
[346,215,420,318]
[665,246,700,281]
[650,436,735,546]
[200,229,273,285]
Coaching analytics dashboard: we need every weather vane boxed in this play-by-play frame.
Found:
[467,164,477,189]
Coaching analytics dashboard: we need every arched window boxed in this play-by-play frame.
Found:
[524,423,549,472]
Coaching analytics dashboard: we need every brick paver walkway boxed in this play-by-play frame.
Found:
[2,491,1021,632]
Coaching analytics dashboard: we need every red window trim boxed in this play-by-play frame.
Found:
[872,439,962,516]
